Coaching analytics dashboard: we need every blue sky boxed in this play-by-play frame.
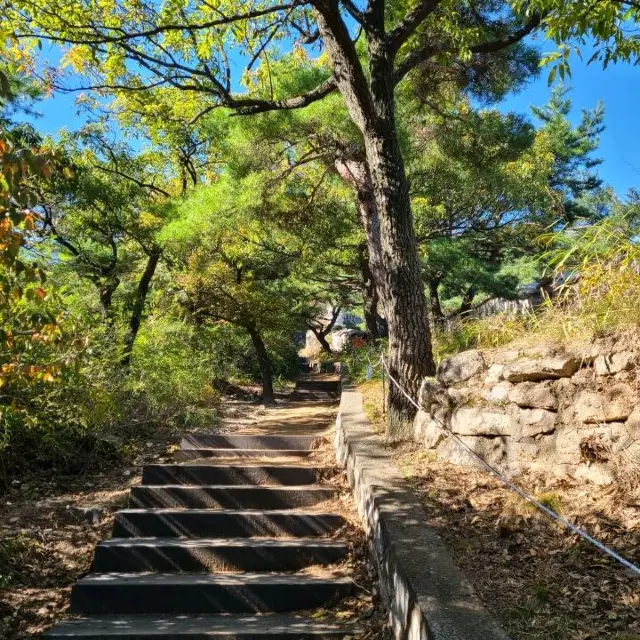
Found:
[500,50,640,197]
[29,42,640,197]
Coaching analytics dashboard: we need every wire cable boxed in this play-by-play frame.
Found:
[379,354,640,577]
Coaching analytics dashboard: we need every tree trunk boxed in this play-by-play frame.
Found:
[364,127,435,430]
[335,147,434,429]
[311,328,333,355]
[247,326,275,404]
[429,279,445,324]
[316,5,435,428]
[97,277,120,323]
[458,286,477,316]
[121,250,161,366]
[358,245,387,339]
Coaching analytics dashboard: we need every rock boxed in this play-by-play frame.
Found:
[554,377,576,396]
[522,344,556,358]
[491,349,521,364]
[64,506,105,525]
[438,434,508,468]
[484,364,504,385]
[512,441,540,464]
[574,386,634,423]
[450,407,514,436]
[572,344,600,364]
[508,382,557,410]
[485,381,512,403]
[447,385,475,405]
[555,423,628,466]
[569,464,616,485]
[436,350,486,385]
[417,377,448,413]
[625,405,640,439]
[424,418,446,449]
[413,410,428,442]
[503,356,581,383]
[614,370,635,383]
[594,351,635,376]
[519,408,556,437]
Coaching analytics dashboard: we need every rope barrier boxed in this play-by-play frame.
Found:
[378,354,640,577]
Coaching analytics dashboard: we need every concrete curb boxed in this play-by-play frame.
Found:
[334,388,510,640]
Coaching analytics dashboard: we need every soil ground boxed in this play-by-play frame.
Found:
[0,378,390,639]
[360,380,640,640]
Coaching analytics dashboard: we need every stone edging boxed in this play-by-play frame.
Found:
[334,387,510,640]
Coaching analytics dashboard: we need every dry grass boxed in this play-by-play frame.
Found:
[358,380,386,433]
[436,215,640,361]
[356,380,640,639]
[393,442,640,640]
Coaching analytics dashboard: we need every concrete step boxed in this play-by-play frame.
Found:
[112,510,346,539]
[129,486,336,510]
[44,614,356,638]
[173,449,312,462]
[70,573,354,614]
[142,465,334,487]
[92,538,348,572]
[180,435,323,451]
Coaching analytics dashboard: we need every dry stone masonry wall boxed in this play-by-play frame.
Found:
[413,334,640,485]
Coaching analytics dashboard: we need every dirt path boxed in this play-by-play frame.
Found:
[1,378,390,639]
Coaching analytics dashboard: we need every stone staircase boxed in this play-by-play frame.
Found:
[45,380,357,638]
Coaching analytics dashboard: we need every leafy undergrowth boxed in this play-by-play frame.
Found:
[434,213,640,361]
[0,422,180,639]
[358,380,386,434]
[0,383,390,639]
[393,442,639,640]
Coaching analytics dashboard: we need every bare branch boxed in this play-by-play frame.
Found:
[16,3,299,45]
[388,0,443,54]
[230,77,337,114]
[340,0,365,25]
[393,13,541,85]
[92,164,171,198]
[469,14,541,54]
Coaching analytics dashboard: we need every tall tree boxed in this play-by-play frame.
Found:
[34,134,170,364]
[6,0,547,424]
[7,0,640,422]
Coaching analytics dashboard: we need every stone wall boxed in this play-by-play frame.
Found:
[413,334,640,484]
[336,390,510,640]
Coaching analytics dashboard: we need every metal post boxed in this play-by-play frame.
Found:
[381,355,387,415]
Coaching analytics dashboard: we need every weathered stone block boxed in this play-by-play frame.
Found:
[574,386,634,423]
[438,434,508,469]
[594,351,635,376]
[555,422,628,466]
[485,381,512,403]
[519,408,556,437]
[418,377,448,414]
[413,410,446,449]
[503,356,581,383]
[624,405,640,439]
[450,407,514,436]
[484,364,504,385]
[511,441,540,463]
[447,385,476,405]
[569,464,615,485]
[437,350,486,385]
[508,382,557,410]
